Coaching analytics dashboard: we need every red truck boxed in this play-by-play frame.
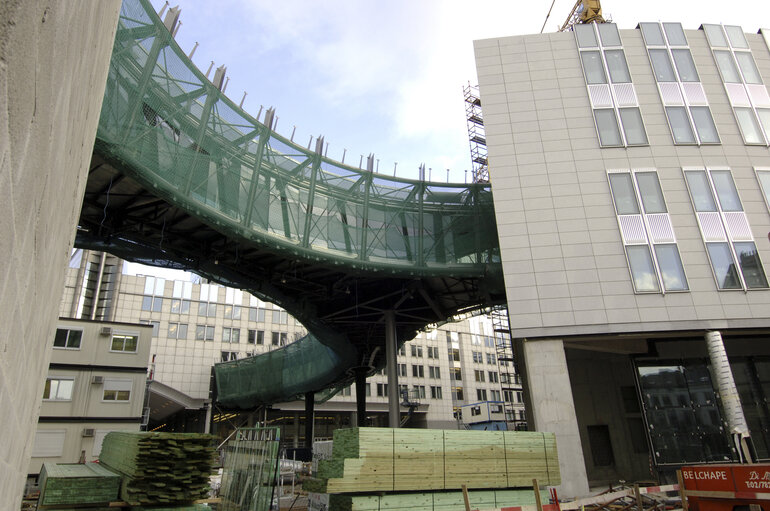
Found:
[681,464,770,511]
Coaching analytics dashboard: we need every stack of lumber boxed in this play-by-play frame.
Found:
[328,488,550,511]
[37,463,121,507]
[305,428,559,494]
[99,432,216,506]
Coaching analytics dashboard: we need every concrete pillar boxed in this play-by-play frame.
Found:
[705,330,752,461]
[354,366,368,427]
[0,1,121,505]
[384,311,400,428]
[518,338,589,498]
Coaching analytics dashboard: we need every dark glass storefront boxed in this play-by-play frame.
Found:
[636,355,770,466]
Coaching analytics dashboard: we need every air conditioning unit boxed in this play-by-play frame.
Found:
[99,326,113,336]
[82,428,95,438]
[91,375,104,384]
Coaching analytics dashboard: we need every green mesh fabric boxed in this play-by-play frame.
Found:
[97,0,503,407]
[214,333,351,407]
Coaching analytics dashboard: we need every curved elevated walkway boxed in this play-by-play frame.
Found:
[78,0,505,406]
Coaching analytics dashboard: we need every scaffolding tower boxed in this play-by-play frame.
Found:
[492,306,527,430]
[463,84,489,183]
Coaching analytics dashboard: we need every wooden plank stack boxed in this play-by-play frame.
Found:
[327,488,550,511]
[38,463,121,507]
[307,428,559,494]
[98,432,216,506]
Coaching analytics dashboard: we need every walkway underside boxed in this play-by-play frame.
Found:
[76,0,505,406]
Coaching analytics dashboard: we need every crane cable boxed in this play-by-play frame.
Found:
[541,0,558,33]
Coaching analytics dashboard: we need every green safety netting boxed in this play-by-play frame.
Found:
[94,0,502,406]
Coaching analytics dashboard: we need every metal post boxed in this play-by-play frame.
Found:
[354,367,368,427]
[705,330,753,462]
[304,391,315,454]
[384,310,400,428]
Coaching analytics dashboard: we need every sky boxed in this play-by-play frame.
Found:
[132,0,769,280]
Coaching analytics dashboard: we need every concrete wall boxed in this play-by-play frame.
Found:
[475,28,770,341]
[0,0,120,505]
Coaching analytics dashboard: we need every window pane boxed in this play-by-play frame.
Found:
[654,244,688,291]
[609,173,639,214]
[68,331,82,348]
[605,50,631,83]
[685,171,717,211]
[141,296,152,311]
[627,245,660,292]
[735,108,765,144]
[711,170,742,212]
[706,243,741,289]
[725,25,749,49]
[640,22,665,45]
[757,109,770,138]
[649,49,676,82]
[703,24,728,47]
[663,23,687,46]
[168,323,178,338]
[152,297,162,312]
[575,24,598,47]
[598,23,621,46]
[58,380,74,400]
[734,242,769,288]
[690,106,720,143]
[178,324,187,339]
[619,108,648,145]
[735,52,763,84]
[714,51,741,83]
[671,49,699,82]
[54,329,67,347]
[635,172,666,213]
[594,109,622,146]
[758,170,770,207]
[580,51,607,84]
[196,325,205,340]
[666,107,696,144]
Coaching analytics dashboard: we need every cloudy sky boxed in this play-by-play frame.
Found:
[147,0,768,184]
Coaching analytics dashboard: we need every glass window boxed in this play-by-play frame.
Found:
[758,170,770,208]
[671,49,699,82]
[654,244,689,291]
[580,51,607,84]
[54,328,82,349]
[665,107,696,144]
[649,49,676,82]
[685,171,717,211]
[725,25,749,49]
[575,24,598,48]
[707,243,742,289]
[43,378,74,400]
[714,50,741,83]
[111,334,138,352]
[619,108,648,145]
[640,22,665,46]
[735,108,765,144]
[103,380,131,401]
[757,109,770,138]
[710,170,742,212]
[605,50,631,83]
[141,296,152,311]
[703,24,728,47]
[598,23,621,46]
[609,173,640,214]
[594,109,622,146]
[196,325,205,341]
[734,242,769,288]
[734,52,763,85]
[178,323,187,339]
[627,245,660,292]
[690,107,720,143]
[168,322,179,338]
[636,172,667,214]
[663,23,687,46]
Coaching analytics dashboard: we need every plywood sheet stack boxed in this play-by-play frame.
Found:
[304,427,559,510]
[98,432,216,506]
[327,487,550,511]
[37,463,121,507]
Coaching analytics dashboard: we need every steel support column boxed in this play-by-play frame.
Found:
[384,310,399,428]
[354,367,368,427]
[305,391,315,453]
